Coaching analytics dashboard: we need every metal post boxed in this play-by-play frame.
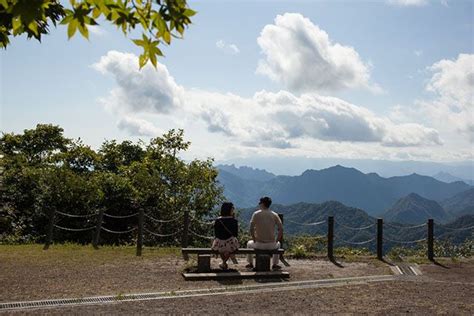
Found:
[277,213,290,267]
[181,209,190,248]
[377,218,383,260]
[428,219,434,261]
[136,208,144,256]
[43,210,56,250]
[328,216,334,260]
[93,208,104,249]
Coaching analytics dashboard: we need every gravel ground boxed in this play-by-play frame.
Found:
[1,246,473,315]
[0,246,389,302]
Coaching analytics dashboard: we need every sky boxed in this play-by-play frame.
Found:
[1,0,473,174]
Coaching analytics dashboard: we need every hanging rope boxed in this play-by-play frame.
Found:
[286,219,326,226]
[336,221,375,231]
[383,237,426,244]
[336,237,375,245]
[101,226,136,234]
[103,212,138,219]
[441,225,474,231]
[189,229,214,240]
[54,225,95,232]
[55,211,97,218]
[145,213,183,223]
[189,214,215,225]
[384,222,426,229]
[144,228,181,237]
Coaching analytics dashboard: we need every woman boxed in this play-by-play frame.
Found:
[211,202,239,270]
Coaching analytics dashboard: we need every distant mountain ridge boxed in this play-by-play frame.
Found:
[383,193,451,224]
[441,188,474,217]
[217,165,471,216]
[217,164,276,182]
[432,172,474,185]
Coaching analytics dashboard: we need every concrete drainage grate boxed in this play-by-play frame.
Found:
[0,274,398,311]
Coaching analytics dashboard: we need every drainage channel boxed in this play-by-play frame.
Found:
[0,274,397,311]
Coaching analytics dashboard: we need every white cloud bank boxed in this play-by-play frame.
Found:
[216,40,240,55]
[256,13,381,93]
[93,51,441,149]
[422,53,474,143]
[387,0,428,6]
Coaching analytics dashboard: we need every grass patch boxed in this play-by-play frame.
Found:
[0,243,180,264]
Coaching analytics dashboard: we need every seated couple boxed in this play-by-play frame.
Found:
[211,196,283,270]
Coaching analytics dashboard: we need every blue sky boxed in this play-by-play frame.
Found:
[1,0,473,169]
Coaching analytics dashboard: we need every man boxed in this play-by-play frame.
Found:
[246,196,283,270]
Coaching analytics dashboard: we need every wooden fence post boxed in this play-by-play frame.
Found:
[136,208,144,256]
[377,218,383,260]
[327,216,334,261]
[427,218,434,261]
[43,210,56,250]
[181,209,190,248]
[93,208,104,249]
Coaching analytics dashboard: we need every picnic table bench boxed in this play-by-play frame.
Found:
[182,247,286,272]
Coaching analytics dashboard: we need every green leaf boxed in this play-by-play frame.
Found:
[92,7,101,19]
[183,9,197,17]
[67,20,78,39]
[27,21,39,37]
[12,17,22,34]
[0,0,8,9]
[163,30,171,44]
[78,24,89,39]
[138,53,148,69]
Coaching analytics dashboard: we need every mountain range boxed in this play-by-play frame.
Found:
[217,164,471,216]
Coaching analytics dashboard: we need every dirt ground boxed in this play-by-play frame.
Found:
[0,245,389,302]
[1,245,473,314]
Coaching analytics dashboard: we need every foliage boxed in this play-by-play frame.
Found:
[387,239,473,261]
[0,0,196,68]
[0,124,223,246]
[285,235,326,258]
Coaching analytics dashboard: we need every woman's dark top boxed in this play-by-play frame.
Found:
[214,217,239,240]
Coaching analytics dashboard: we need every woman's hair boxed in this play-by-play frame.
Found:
[259,196,272,208]
[220,202,234,216]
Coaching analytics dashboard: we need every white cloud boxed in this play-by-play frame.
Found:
[117,116,162,136]
[414,50,423,57]
[387,0,428,6]
[256,13,381,93]
[93,51,442,151]
[88,25,107,37]
[92,51,184,115]
[216,40,240,55]
[424,54,474,142]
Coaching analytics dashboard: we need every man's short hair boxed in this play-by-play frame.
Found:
[259,196,272,208]
[221,202,234,216]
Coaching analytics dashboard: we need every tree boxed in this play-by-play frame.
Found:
[0,0,196,68]
[0,124,223,246]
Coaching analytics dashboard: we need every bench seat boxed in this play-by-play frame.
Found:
[182,247,286,273]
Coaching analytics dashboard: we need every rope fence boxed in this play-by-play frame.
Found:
[384,222,426,229]
[43,208,474,261]
[55,211,97,218]
[100,226,137,234]
[145,213,183,223]
[383,237,427,244]
[144,228,181,237]
[335,221,375,231]
[54,224,96,232]
[336,237,376,245]
[103,212,138,219]
[286,219,326,226]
